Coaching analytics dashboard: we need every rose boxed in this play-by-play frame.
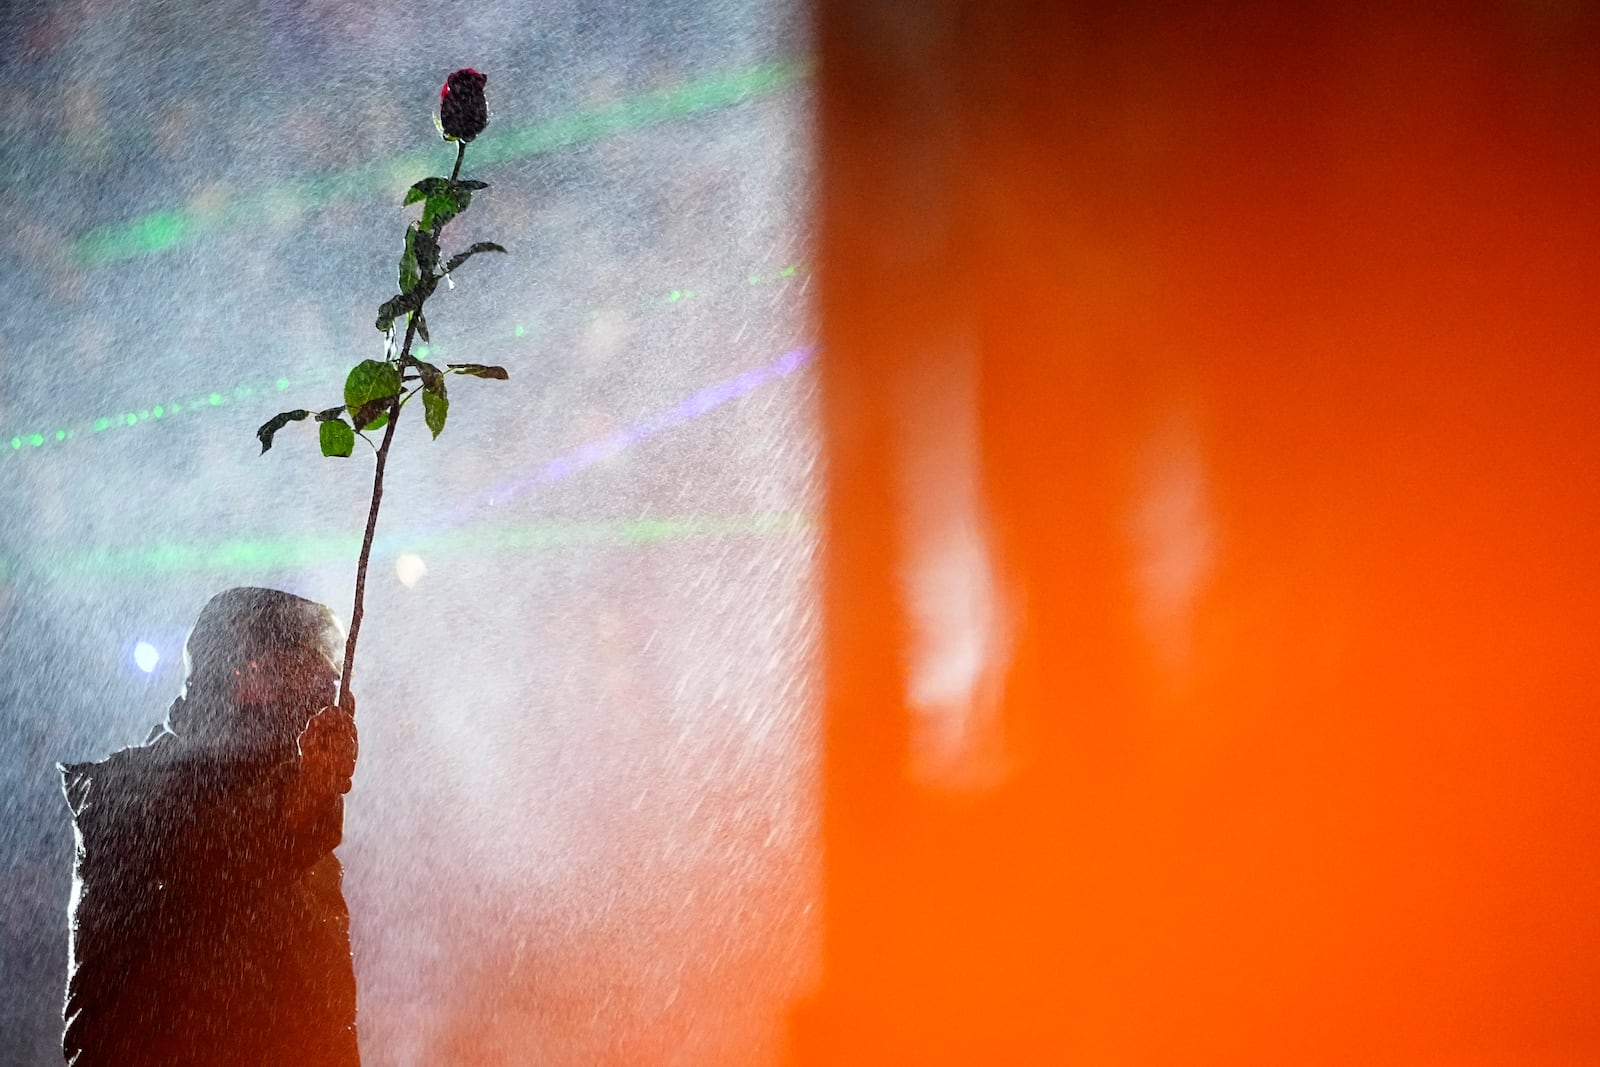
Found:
[439,68,489,142]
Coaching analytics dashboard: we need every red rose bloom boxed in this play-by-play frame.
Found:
[439,68,489,142]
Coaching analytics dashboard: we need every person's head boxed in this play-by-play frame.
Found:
[171,587,345,752]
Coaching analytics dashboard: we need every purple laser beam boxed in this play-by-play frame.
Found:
[399,344,815,541]
[536,345,814,485]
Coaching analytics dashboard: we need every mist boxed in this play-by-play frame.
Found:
[0,0,816,1062]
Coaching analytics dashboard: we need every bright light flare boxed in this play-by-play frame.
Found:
[395,553,427,588]
[133,641,160,673]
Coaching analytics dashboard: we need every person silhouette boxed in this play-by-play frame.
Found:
[61,587,360,1066]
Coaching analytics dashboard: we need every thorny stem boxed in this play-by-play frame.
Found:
[335,138,470,713]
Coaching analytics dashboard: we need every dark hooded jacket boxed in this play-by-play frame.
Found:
[61,588,359,1066]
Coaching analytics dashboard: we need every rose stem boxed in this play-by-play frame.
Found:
[338,315,412,714]
[337,138,470,713]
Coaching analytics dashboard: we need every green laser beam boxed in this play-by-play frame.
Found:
[70,59,810,267]
[4,513,814,582]
[0,262,810,457]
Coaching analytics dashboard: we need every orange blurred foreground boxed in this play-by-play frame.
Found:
[794,3,1600,1064]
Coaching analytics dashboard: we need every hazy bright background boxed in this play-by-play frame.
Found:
[0,1,817,1062]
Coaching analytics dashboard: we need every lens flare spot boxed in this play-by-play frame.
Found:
[395,553,427,588]
[133,642,160,673]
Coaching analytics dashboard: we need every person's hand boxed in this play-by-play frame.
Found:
[298,705,358,795]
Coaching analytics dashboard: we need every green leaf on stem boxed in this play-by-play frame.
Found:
[405,356,447,396]
[447,363,510,380]
[399,225,421,294]
[413,228,440,274]
[345,360,402,430]
[423,389,448,439]
[319,418,355,457]
[444,242,507,275]
[420,190,462,232]
[376,292,418,333]
[256,409,311,453]
[345,359,402,409]
[313,406,347,422]
[412,310,431,344]
[404,177,452,205]
[455,179,488,191]
[349,398,392,432]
